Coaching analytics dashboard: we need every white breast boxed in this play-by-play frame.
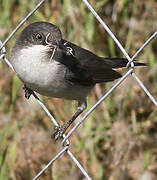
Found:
[11,45,92,100]
[12,45,64,88]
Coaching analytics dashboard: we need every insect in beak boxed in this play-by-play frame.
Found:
[45,33,57,62]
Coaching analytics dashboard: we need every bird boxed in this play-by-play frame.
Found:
[11,21,146,140]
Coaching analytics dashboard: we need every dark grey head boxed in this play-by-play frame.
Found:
[15,22,63,48]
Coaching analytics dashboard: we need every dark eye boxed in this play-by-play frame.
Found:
[35,33,43,40]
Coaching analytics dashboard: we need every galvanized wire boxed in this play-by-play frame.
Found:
[0,0,47,51]
[62,68,133,144]
[33,146,69,180]
[0,0,156,179]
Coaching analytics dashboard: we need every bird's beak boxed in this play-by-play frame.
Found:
[58,40,69,52]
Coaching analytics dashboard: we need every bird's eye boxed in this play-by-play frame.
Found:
[35,33,43,40]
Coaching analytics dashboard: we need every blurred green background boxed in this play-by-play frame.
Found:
[0,0,157,179]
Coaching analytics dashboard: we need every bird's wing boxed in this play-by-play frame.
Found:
[54,40,123,86]
[55,40,145,86]
[64,67,122,86]
[63,40,146,69]
[62,40,112,71]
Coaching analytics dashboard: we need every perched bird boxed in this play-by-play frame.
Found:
[11,22,145,140]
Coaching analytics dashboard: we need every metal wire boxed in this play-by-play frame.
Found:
[132,73,157,106]
[33,146,69,180]
[82,0,134,66]
[0,0,47,51]
[0,0,156,179]
[62,68,133,144]
[67,150,92,180]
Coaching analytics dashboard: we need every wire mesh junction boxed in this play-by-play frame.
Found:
[0,0,157,179]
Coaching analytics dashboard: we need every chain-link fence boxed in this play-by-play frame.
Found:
[0,0,157,179]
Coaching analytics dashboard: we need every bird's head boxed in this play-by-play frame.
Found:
[17,22,62,47]
[14,21,70,61]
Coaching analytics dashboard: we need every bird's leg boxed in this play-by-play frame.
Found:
[53,101,87,140]
[23,84,34,99]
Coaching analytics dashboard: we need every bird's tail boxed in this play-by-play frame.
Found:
[103,57,146,69]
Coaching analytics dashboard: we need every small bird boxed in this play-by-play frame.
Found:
[11,22,145,140]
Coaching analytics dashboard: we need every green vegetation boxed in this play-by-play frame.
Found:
[0,0,157,179]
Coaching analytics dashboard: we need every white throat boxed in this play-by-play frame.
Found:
[21,45,51,63]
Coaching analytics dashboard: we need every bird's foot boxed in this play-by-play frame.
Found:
[23,85,34,99]
[53,125,67,141]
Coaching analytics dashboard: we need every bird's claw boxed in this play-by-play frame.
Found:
[53,125,66,141]
[23,85,34,99]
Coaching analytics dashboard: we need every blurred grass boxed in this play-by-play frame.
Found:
[0,0,157,180]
